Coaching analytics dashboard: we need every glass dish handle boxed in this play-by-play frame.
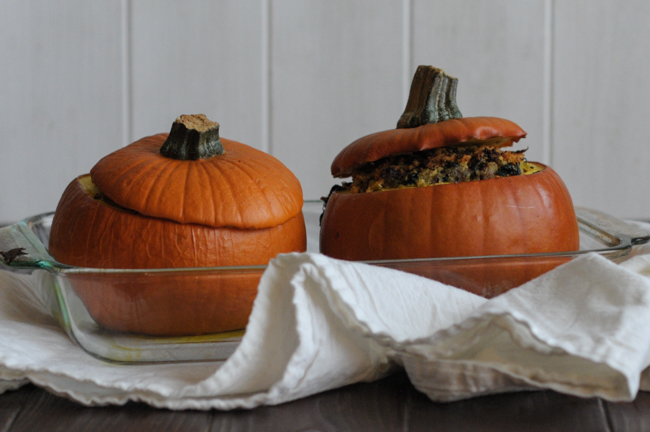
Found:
[0,222,53,269]
[575,207,650,248]
[0,222,67,331]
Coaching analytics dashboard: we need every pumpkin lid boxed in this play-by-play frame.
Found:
[331,66,527,178]
[90,115,303,229]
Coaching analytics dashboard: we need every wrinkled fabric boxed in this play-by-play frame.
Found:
[2,250,650,410]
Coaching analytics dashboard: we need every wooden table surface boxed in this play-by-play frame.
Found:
[2,371,650,432]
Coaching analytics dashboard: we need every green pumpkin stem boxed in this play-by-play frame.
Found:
[160,114,225,160]
[396,66,463,129]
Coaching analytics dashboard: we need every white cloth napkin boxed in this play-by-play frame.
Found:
[3,246,650,409]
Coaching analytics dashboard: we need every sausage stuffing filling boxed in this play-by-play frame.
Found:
[338,144,536,194]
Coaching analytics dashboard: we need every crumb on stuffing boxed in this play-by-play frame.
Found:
[339,144,536,193]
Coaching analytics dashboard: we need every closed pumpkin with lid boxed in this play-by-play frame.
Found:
[49,114,306,335]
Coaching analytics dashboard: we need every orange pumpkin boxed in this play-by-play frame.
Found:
[49,114,306,335]
[320,66,579,293]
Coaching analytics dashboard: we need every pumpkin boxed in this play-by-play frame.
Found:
[320,66,579,295]
[49,114,306,335]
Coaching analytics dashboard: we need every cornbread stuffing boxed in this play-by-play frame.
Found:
[339,144,537,194]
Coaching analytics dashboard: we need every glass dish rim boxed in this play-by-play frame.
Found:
[7,201,650,275]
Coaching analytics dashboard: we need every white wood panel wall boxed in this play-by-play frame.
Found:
[1,0,649,224]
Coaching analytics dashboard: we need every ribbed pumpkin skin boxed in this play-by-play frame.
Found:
[49,175,306,335]
[373,255,573,298]
[90,134,303,229]
[320,164,579,261]
[68,272,261,336]
[49,175,306,269]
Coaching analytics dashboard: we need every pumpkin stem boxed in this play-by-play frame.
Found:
[160,114,225,160]
[397,66,463,129]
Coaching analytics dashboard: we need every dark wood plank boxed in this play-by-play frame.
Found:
[2,376,647,432]
[407,388,611,432]
[0,386,26,432]
[208,372,411,432]
[0,374,412,432]
[604,391,650,432]
[0,385,212,432]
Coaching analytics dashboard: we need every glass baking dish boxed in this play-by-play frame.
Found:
[0,201,648,364]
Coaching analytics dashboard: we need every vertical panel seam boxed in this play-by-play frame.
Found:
[402,0,413,104]
[261,0,271,154]
[120,0,132,147]
[542,0,554,166]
